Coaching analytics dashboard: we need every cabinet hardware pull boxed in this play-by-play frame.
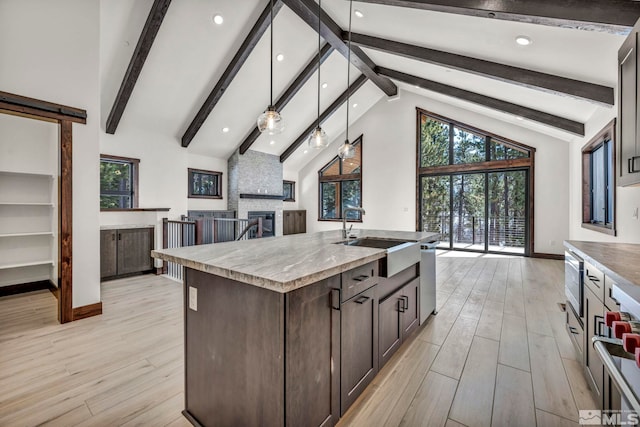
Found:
[353,275,369,282]
[118,233,121,241]
[569,326,579,334]
[112,233,115,241]
[402,296,409,310]
[629,156,640,174]
[398,298,405,313]
[355,295,370,304]
[331,288,341,311]
[609,289,620,305]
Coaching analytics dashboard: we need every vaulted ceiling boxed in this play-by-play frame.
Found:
[100,0,633,172]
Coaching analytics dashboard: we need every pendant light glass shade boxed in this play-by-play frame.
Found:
[257,105,285,135]
[308,126,329,149]
[338,140,355,159]
[258,0,284,135]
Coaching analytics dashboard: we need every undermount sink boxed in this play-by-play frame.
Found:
[335,236,421,277]
[335,237,409,249]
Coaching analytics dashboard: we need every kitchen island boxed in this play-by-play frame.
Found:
[152,229,438,427]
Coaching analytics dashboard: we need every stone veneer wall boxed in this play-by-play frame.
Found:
[228,149,284,236]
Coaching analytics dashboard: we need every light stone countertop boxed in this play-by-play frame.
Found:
[564,240,640,300]
[152,229,439,293]
[100,224,155,230]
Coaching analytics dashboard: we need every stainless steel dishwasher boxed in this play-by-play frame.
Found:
[420,241,438,324]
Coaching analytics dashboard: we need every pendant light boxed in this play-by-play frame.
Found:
[338,0,356,159]
[257,0,285,135]
[307,0,329,149]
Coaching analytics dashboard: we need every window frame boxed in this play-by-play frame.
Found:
[283,180,296,202]
[581,119,616,236]
[318,135,363,222]
[187,168,223,200]
[100,154,139,210]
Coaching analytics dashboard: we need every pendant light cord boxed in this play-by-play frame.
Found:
[317,0,321,128]
[345,0,353,142]
[270,0,274,106]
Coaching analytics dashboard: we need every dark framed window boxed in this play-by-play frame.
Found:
[417,108,535,256]
[283,180,295,202]
[318,135,363,221]
[100,154,139,209]
[582,119,616,235]
[188,168,222,199]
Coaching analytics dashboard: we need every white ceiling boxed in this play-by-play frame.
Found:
[100,0,627,172]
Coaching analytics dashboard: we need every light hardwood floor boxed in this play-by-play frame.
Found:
[0,253,596,426]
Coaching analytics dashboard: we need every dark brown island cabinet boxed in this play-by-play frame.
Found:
[618,18,640,187]
[181,259,422,427]
[100,227,154,280]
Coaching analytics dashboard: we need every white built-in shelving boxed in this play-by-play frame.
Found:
[0,232,54,238]
[0,260,55,270]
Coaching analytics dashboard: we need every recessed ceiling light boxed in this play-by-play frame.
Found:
[222,127,230,133]
[276,53,284,62]
[354,9,364,18]
[515,35,531,46]
[515,116,524,121]
[270,140,275,145]
[352,103,358,108]
[322,82,328,89]
[303,150,308,154]
[213,14,224,25]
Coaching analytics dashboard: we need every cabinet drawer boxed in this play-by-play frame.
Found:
[584,261,604,299]
[342,261,378,302]
[566,304,583,357]
[604,275,621,311]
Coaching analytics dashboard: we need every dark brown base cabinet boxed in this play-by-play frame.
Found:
[182,260,421,427]
[283,210,306,235]
[100,227,154,280]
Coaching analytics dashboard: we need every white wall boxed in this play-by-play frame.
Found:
[0,0,101,307]
[298,90,571,255]
[568,108,640,243]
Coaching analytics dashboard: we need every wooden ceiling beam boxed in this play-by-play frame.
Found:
[349,0,640,34]
[239,43,334,154]
[181,0,284,148]
[350,32,614,106]
[106,0,172,134]
[281,0,397,96]
[280,74,368,162]
[377,67,585,136]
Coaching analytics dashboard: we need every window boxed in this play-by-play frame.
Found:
[283,180,295,202]
[417,108,534,255]
[100,155,139,209]
[188,168,222,199]
[319,136,362,221]
[582,119,616,235]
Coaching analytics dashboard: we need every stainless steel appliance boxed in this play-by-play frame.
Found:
[593,285,640,420]
[565,250,584,317]
[420,241,438,324]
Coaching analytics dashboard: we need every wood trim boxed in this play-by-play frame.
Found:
[0,91,87,123]
[187,168,223,199]
[72,302,103,321]
[418,158,532,175]
[346,0,640,34]
[0,280,55,297]
[381,68,585,135]
[319,173,362,182]
[528,152,535,257]
[100,154,140,208]
[281,0,397,96]
[100,154,141,164]
[106,0,172,134]
[531,252,564,260]
[59,120,73,323]
[581,223,616,236]
[354,33,613,106]
[182,0,284,147]
[239,43,334,154]
[280,75,368,162]
[283,180,296,202]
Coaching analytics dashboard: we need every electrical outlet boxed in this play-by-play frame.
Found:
[189,286,198,311]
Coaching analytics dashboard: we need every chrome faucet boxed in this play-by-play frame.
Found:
[342,207,365,238]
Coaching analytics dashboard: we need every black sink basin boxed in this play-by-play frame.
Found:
[336,237,409,249]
